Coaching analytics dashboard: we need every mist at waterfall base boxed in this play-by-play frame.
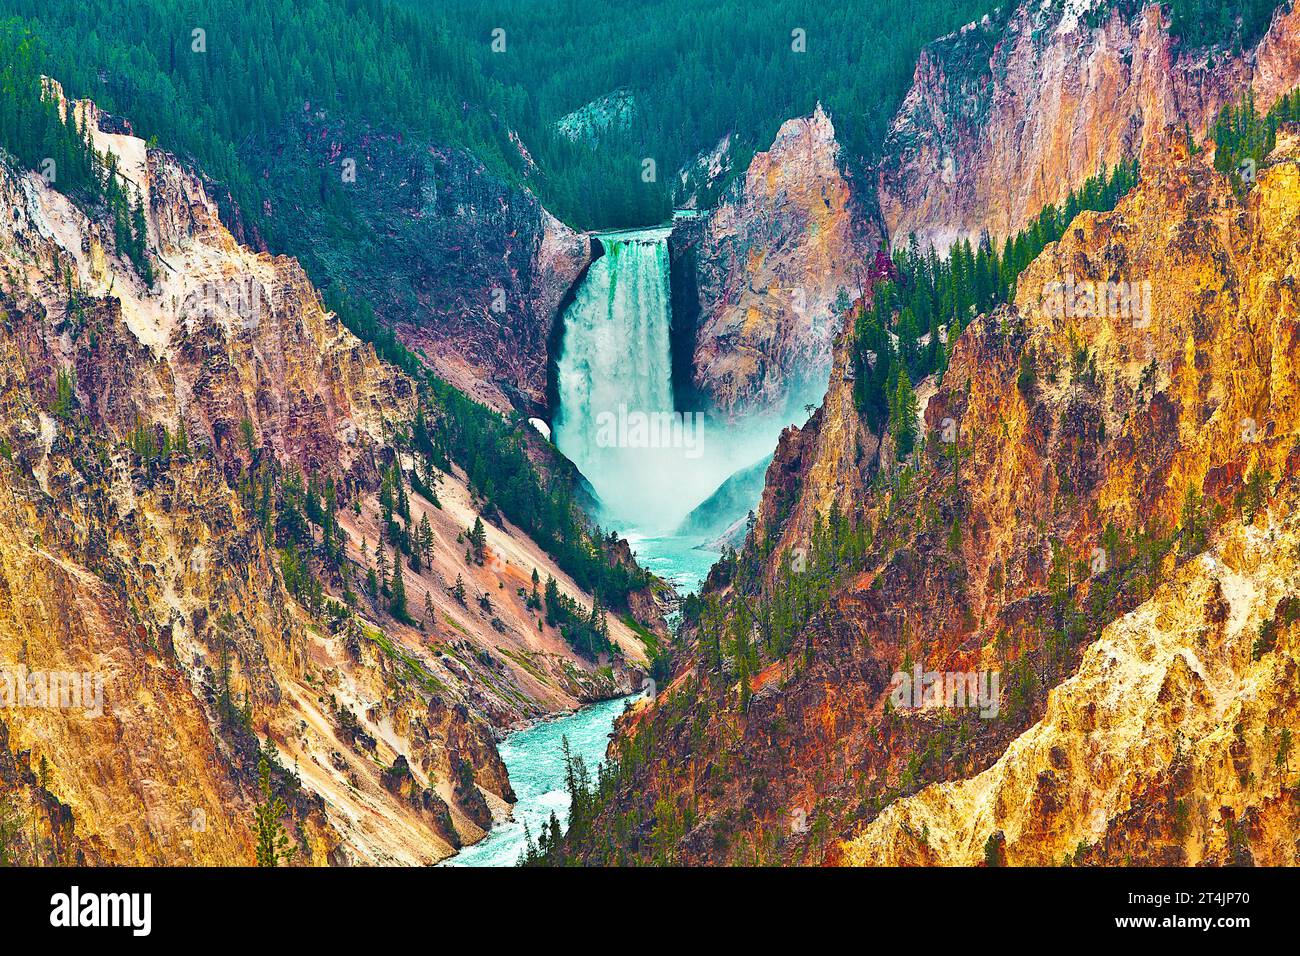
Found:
[553,227,829,592]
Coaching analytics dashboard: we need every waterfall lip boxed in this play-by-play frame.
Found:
[594,224,674,244]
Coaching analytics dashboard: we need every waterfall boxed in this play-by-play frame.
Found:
[554,226,695,529]
[553,225,818,536]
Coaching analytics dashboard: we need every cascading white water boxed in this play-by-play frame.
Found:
[553,227,686,528]
[553,224,828,561]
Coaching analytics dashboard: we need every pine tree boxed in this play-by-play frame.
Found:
[379,470,395,526]
[374,540,390,596]
[890,367,919,458]
[395,464,410,521]
[544,575,561,626]
[520,819,537,866]
[547,811,563,865]
[240,417,257,460]
[418,513,434,565]
[253,757,293,867]
[51,368,75,420]
[129,187,153,284]
[390,555,408,620]
[469,516,487,565]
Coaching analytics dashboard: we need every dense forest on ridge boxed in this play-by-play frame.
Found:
[0,0,1285,232]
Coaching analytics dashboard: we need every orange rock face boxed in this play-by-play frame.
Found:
[846,129,1300,865]
[878,2,1300,253]
[687,106,881,415]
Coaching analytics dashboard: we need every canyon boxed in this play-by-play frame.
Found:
[3,0,1300,872]
[536,1,1300,868]
[557,119,1300,866]
[0,83,654,865]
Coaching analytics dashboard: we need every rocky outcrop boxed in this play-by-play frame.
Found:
[682,106,881,416]
[673,135,736,210]
[248,111,591,414]
[843,514,1300,865]
[554,89,637,142]
[750,321,880,575]
[5,83,405,478]
[878,0,1300,253]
